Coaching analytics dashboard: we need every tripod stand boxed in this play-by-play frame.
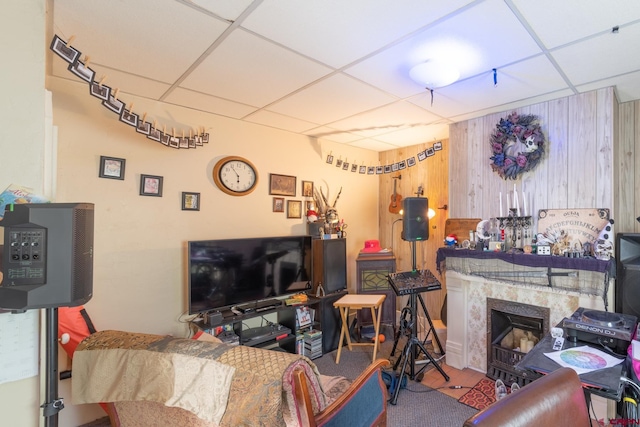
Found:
[388,242,450,405]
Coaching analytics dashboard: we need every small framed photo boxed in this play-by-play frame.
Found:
[182,192,200,211]
[306,200,314,212]
[426,147,435,157]
[407,157,416,167]
[68,60,95,83]
[326,154,334,164]
[376,166,384,174]
[202,133,210,143]
[417,150,427,161]
[335,159,343,168]
[287,200,302,219]
[273,197,284,213]
[99,156,125,180]
[179,137,189,149]
[119,109,138,127]
[359,165,367,174]
[351,164,358,173]
[140,174,163,197]
[384,165,392,174]
[136,121,151,135]
[434,141,443,151]
[392,163,399,172]
[89,82,111,101]
[160,133,171,146]
[147,127,162,142]
[269,174,296,196]
[50,35,80,64]
[102,95,124,115]
[398,160,406,170]
[367,166,375,174]
[302,181,314,197]
[169,136,180,149]
[342,161,349,170]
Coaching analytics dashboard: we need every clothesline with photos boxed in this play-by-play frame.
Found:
[49,34,210,149]
[325,140,443,175]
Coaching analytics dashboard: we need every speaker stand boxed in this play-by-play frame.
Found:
[43,307,64,426]
[389,242,449,405]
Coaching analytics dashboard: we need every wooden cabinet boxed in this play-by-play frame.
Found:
[355,252,396,333]
[311,238,347,295]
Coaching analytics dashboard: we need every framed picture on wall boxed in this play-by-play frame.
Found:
[302,181,314,197]
[269,174,296,196]
[89,82,111,101]
[287,200,302,219]
[140,174,163,197]
[182,192,200,211]
[68,60,95,83]
[98,156,126,180]
[273,197,284,212]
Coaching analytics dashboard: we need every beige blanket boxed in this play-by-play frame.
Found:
[73,331,235,424]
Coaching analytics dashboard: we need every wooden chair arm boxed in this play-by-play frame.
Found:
[293,359,390,427]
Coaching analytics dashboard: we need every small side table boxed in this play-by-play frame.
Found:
[333,294,386,364]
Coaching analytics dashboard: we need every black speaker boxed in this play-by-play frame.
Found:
[402,197,429,241]
[615,233,640,318]
[0,203,94,311]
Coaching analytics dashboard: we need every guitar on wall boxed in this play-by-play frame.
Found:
[389,175,403,214]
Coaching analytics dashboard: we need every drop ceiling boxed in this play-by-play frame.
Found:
[48,0,640,152]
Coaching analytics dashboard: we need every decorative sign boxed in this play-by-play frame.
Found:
[537,208,610,246]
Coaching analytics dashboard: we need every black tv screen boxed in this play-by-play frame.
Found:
[188,235,312,314]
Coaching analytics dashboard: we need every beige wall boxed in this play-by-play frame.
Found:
[0,1,45,426]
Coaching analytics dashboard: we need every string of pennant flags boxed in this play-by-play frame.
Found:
[49,34,209,149]
[326,140,443,175]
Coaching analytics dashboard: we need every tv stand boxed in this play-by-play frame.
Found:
[194,303,299,353]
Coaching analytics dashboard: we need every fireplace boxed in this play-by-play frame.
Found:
[486,298,550,387]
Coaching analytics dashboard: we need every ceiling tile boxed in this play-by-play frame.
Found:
[512,0,640,48]
[372,123,450,147]
[180,29,333,107]
[244,110,320,133]
[241,0,475,68]
[304,126,364,144]
[52,0,229,84]
[266,74,396,124]
[577,70,640,103]
[185,0,255,20]
[346,138,400,152]
[551,23,640,86]
[164,87,258,119]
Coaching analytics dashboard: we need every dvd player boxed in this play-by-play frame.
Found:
[241,324,292,346]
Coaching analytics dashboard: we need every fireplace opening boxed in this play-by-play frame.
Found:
[486,298,550,387]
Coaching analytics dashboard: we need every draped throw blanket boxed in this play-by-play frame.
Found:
[72,330,327,426]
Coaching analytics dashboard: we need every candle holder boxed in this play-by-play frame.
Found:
[496,210,532,251]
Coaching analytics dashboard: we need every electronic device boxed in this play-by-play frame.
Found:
[388,269,441,296]
[563,307,637,353]
[187,235,311,314]
[241,323,291,346]
[402,197,429,241]
[0,203,94,311]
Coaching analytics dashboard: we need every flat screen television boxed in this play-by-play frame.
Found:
[188,235,312,314]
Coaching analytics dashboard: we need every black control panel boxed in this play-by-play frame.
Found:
[3,227,47,286]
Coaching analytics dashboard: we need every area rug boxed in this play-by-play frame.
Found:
[458,377,496,410]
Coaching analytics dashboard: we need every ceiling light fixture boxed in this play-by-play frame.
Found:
[409,59,460,89]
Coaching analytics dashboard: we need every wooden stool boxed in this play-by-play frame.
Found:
[333,294,386,364]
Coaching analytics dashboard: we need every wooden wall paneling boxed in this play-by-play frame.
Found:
[449,121,469,217]
[483,112,504,220]
[547,97,569,210]
[525,103,549,229]
[567,92,598,208]
[466,118,483,218]
[614,101,631,232]
[595,88,615,212]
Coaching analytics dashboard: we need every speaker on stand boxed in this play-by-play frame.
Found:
[402,197,429,242]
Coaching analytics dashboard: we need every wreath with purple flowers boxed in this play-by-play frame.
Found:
[489,112,545,180]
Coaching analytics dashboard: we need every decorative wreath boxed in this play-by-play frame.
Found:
[489,112,545,180]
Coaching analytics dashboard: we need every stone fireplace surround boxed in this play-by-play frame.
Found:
[445,269,614,420]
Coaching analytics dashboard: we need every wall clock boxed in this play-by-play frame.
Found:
[212,156,259,196]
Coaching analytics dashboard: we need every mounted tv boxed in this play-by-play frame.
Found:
[188,235,312,314]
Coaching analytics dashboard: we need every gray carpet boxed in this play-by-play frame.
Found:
[313,340,478,427]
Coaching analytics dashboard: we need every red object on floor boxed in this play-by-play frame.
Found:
[458,378,497,411]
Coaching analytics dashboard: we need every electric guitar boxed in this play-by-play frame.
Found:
[389,175,402,214]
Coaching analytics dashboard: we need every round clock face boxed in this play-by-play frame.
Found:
[213,156,258,196]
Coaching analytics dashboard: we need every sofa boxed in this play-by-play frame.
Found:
[68,329,388,427]
[463,367,600,427]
